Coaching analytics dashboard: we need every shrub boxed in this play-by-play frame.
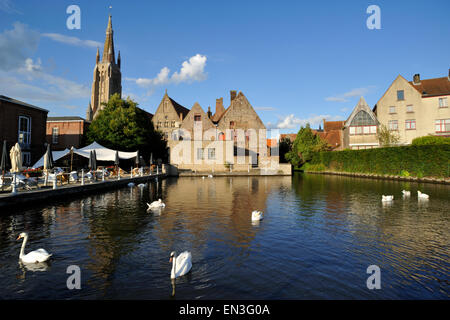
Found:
[309,144,450,178]
[411,135,450,146]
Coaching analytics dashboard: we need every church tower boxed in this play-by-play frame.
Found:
[86,15,122,121]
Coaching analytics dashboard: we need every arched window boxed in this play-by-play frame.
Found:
[349,111,377,135]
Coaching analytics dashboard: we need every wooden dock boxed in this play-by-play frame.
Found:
[0,173,167,209]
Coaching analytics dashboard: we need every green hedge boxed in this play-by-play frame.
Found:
[307,144,450,178]
[411,136,450,146]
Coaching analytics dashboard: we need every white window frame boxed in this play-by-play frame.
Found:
[389,106,396,114]
[439,97,448,108]
[388,120,398,131]
[208,148,216,160]
[406,104,414,113]
[405,119,416,130]
[18,116,31,146]
[197,148,204,160]
[52,127,59,144]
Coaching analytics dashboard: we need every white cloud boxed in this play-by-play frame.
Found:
[0,22,40,71]
[41,33,102,48]
[267,114,342,130]
[126,54,208,94]
[325,86,376,102]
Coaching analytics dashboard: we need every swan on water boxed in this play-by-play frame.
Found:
[17,233,52,263]
[170,251,192,279]
[208,174,213,178]
[418,191,429,199]
[402,190,411,197]
[251,210,263,221]
[381,195,394,202]
[147,199,165,209]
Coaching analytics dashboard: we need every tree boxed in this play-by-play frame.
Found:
[279,137,293,163]
[285,124,329,167]
[85,94,167,160]
[377,124,400,147]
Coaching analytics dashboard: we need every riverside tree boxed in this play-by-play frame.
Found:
[85,93,167,161]
[376,124,400,147]
[285,123,329,167]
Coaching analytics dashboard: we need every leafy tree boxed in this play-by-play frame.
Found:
[85,94,167,161]
[377,124,400,147]
[285,124,329,167]
[279,137,293,163]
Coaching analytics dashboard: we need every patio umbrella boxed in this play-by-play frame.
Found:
[135,150,140,167]
[1,140,8,175]
[9,143,22,173]
[92,150,97,171]
[114,150,120,166]
[44,144,53,171]
[150,153,153,165]
[88,150,93,170]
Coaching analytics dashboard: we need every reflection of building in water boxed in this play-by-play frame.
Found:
[154,176,292,251]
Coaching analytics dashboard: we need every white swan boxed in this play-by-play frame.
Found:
[251,210,263,221]
[402,190,411,197]
[147,198,165,209]
[208,174,213,178]
[418,191,429,199]
[381,195,394,202]
[128,182,135,187]
[170,251,192,279]
[17,233,52,263]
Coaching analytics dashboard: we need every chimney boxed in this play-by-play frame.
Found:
[230,90,237,103]
[413,74,421,84]
[207,106,212,119]
[216,98,223,112]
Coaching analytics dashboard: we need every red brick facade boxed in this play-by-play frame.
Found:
[46,117,90,150]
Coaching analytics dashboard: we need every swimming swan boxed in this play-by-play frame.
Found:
[251,210,263,221]
[17,233,52,263]
[402,190,411,197]
[147,199,165,209]
[170,251,192,279]
[381,195,394,202]
[417,191,429,199]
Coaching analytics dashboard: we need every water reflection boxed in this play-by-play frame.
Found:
[0,173,448,299]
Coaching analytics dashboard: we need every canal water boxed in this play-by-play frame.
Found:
[0,173,448,299]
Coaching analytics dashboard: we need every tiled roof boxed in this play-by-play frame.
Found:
[323,120,344,131]
[409,77,450,97]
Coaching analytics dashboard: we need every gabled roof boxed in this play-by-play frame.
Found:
[344,96,379,127]
[324,120,344,131]
[169,96,190,118]
[409,77,450,97]
[0,95,49,113]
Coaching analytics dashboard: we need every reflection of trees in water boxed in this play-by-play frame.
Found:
[292,172,450,291]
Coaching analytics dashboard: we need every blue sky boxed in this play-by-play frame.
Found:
[1,0,449,133]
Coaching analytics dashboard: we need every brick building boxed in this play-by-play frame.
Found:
[46,116,90,150]
[152,90,285,172]
[0,95,48,166]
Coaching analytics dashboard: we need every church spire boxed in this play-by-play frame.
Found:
[102,15,115,64]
